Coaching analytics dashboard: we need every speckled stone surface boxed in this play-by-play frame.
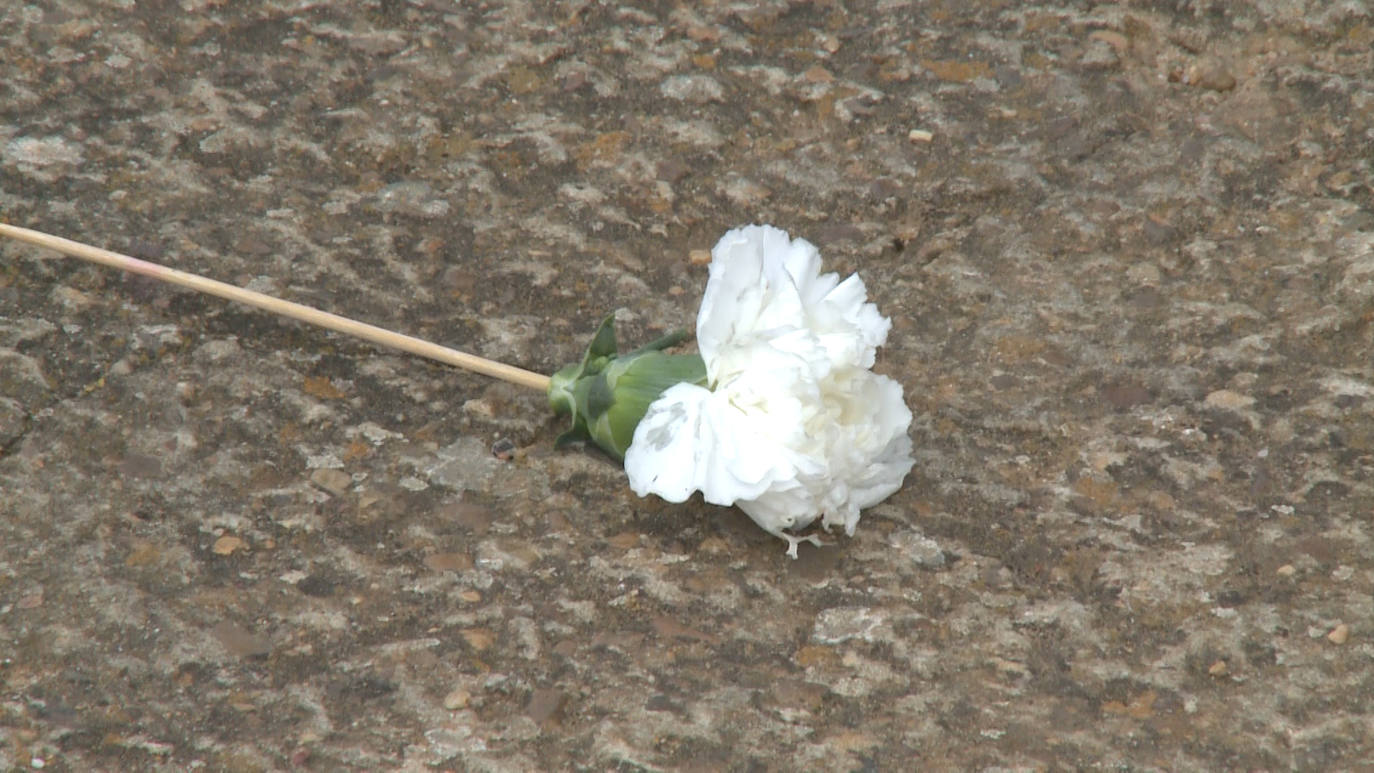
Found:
[2,1,1373,770]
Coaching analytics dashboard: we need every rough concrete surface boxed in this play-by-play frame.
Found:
[2,1,1373,770]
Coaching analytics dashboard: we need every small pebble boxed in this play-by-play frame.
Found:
[1088,30,1128,52]
[689,249,712,266]
[1328,623,1349,645]
[461,628,495,651]
[1204,389,1254,410]
[211,535,245,556]
[1179,60,1236,92]
[491,438,516,461]
[309,468,352,497]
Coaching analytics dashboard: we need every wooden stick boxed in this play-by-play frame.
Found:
[0,222,552,392]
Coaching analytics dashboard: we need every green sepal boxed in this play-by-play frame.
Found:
[548,314,706,462]
[553,428,585,450]
[586,351,706,459]
[548,313,618,431]
[586,313,618,360]
[586,370,615,419]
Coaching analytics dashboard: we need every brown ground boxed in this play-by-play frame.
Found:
[2,1,1372,770]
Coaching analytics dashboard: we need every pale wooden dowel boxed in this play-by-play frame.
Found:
[0,222,552,392]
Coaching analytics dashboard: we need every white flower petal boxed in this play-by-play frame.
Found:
[627,377,823,509]
[624,383,713,503]
[811,274,890,369]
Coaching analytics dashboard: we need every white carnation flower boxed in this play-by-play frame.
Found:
[625,224,915,557]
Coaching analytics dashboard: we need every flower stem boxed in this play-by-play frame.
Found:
[0,222,551,392]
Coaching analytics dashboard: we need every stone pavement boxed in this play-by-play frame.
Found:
[2,1,1371,769]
